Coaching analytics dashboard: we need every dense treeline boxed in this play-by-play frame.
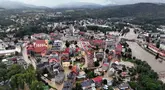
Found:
[121,41,165,90]
[127,58,165,90]
[0,63,45,90]
[86,25,116,33]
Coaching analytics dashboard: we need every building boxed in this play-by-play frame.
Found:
[81,80,95,90]
[90,40,105,48]
[62,81,73,90]
[102,63,109,71]
[33,40,48,55]
[92,76,103,87]
[71,65,80,75]
[55,72,65,84]
[115,44,122,57]
[62,62,71,68]
[67,71,76,80]
[52,40,64,51]
[118,83,131,90]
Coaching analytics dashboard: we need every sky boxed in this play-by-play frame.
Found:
[9,0,165,7]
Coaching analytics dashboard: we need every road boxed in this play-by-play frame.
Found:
[22,43,36,69]
[123,29,165,73]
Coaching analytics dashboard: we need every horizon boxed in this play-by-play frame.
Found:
[7,0,165,7]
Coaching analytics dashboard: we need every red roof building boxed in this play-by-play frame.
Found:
[92,76,102,83]
[72,65,79,75]
[115,44,122,55]
[49,58,59,63]
[148,43,165,56]
[33,40,48,53]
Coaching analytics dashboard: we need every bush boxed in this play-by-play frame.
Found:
[132,56,136,60]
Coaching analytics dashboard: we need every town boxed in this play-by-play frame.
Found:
[1,2,165,90]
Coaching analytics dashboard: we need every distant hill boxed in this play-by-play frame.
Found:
[54,2,104,9]
[88,3,165,18]
[0,0,49,9]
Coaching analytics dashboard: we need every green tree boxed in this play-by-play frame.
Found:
[108,86,113,90]
[30,80,44,90]
[94,61,100,67]
[65,41,70,48]
[103,79,108,85]
[129,81,138,89]
[156,41,160,48]
[0,63,7,84]
[105,49,109,54]
[7,64,25,79]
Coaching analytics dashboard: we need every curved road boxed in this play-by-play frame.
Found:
[123,29,165,73]
[22,43,36,69]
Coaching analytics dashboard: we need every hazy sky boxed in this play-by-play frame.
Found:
[9,0,165,7]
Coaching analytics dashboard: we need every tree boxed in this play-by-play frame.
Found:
[103,79,108,85]
[14,39,18,44]
[65,41,70,48]
[10,74,25,89]
[96,45,99,50]
[30,80,44,90]
[0,63,7,84]
[30,51,35,57]
[156,41,160,48]
[7,64,25,79]
[73,83,82,90]
[127,48,132,53]
[105,49,109,54]
[74,41,77,45]
[15,51,19,56]
[108,86,113,90]
[129,81,138,89]
[36,58,41,63]
[94,61,100,67]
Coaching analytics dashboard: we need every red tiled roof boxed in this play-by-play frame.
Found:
[72,66,79,74]
[63,48,70,53]
[79,31,85,35]
[103,63,109,66]
[76,48,80,52]
[92,40,104,44]
[116,44,122,52]
[92,76,102,83]
[33,40,48,53]
[49,58,58,63]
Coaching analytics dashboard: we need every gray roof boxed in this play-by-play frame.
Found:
[81,80,94,87]
[67,72,76,80]
[62,81,73,90]
[118,83,129,89]
[55,72,65,84]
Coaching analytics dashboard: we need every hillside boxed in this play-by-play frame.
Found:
[0,0,48,9]
[55,2,103,9]
[88,3,165,18]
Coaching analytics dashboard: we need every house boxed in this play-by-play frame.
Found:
[62,81,73,90]
[81,79,94,90]
[62,62,71,68]
[55,72,65,84]
[92,76,102,87]
[108,68,115,77]
[71,65,80,75]
[96,52,104,60]
[90,39,105,48]
[67,71,76,80]
[102,63,109,71]
[32,40,48,55]
[49,58,59,63]
[61,52,69,61]
[76,71,86,79]
[118,83,130,90]
[115,44,122,56]
[52,40,63,51]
